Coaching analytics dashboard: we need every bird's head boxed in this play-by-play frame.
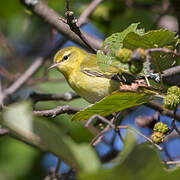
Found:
[49,46,85,78]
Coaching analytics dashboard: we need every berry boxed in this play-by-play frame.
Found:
[153,122,169,134]
[115,48,132,63]
[163,94,180,110]
[151,132,164,144]
[167,86,180,98]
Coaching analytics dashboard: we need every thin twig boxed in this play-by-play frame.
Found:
[169,109,180,135]
[33,105,81,117]
[94,117,116,146]
[89,128,111,146]
[85,114,115,128]
[64,0,96,53]
[166,160,180,165]
[146,101,180,122]
[77,0,104,26]
[0,35,69,107]
[85,114,115,146]
[145,47,180,58]
[30,91,80,104]
[55,158,61,176]
[163,144,173,161]
[85,114,163,150]
[124,126,163,151]
[65,0,70,11]
[114,112,125,144]
[0,57,43,106]
[5,58,43,96]
[20,0,102,51]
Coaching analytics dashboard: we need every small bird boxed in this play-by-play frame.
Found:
[49,46,120,103]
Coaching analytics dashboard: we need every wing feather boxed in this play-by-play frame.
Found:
[80,53,118,79]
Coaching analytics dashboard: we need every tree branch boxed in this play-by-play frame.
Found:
[166,160,180,165]
[0,128,9,136]
[0,34,68,107]
[33,105,81,117]
[19,0,103,51]
[85,114,162,151]
[30,91,80,104]
[162,66,180,86]
[62,0,104,53]
[77,0,104,26]
[0,57,43,106]
[146,101,180,122]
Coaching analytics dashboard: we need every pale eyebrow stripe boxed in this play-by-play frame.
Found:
[63,51,72,57]
[54,50,72,63]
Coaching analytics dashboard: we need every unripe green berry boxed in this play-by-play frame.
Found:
[115,48,132,63]
[151,132,164,144]
[163,94,180,110]
[167,86,180,97]
[153,122,169,134]
[129,61,143,74]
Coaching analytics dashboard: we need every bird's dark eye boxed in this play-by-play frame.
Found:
[61,52,72,62]
[63,55,68,60]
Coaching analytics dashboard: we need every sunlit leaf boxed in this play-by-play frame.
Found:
[102,23,143,53]
[123,29,179,72]
[72,91,154,121]
[98,25,179,75]
[97,23,142,72]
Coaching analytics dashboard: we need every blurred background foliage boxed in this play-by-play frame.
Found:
[0,0,179,179]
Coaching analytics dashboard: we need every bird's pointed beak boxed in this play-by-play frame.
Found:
[48,63,59,70]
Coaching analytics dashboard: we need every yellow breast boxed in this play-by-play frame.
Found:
[67,70,120,103]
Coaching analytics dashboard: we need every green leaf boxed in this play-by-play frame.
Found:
[97,23,143,72]
[123,29,178,72]
[116,130,137,164]
[79,143,180,180]
[78,130,137,180]
[98,25,179,74]
[123,29,176,49]
[72,91,153,121]
[102,23,143,53]
[2,101,101,172]
[0,136,40,180]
